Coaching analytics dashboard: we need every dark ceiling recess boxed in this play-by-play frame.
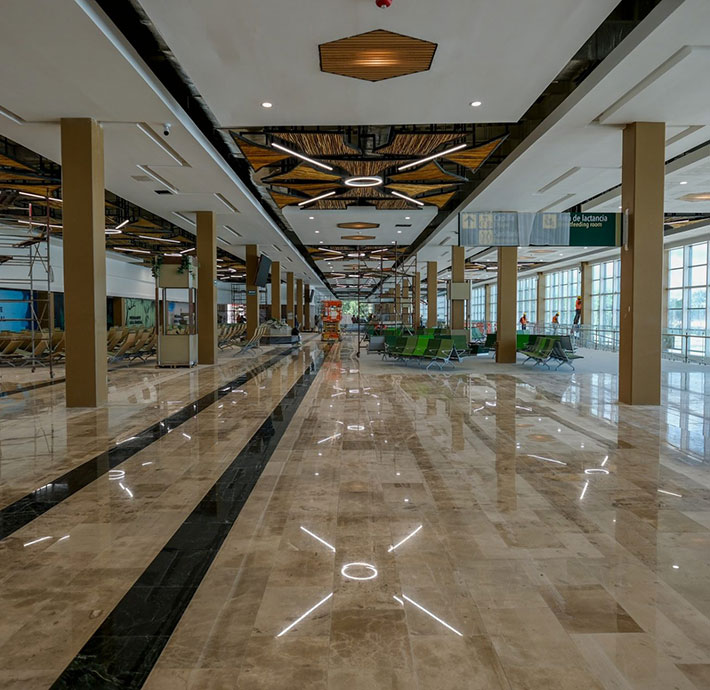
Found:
[93,0,326,285]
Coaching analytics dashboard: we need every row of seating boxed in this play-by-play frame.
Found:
[383,335,469,370]
[108,327,157,363]
[518,334,583,370]
[0,330,63,367]
[218,323,247,349]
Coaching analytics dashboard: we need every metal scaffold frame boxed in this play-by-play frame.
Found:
[0,196,55,376]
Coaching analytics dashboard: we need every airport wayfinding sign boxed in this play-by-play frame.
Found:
[459,212,621,247]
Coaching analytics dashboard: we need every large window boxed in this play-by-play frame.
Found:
[544,268,580,325]
[471,286,486,322]
[517,277,537,323]
[489,284,497,324]
[666,242,710,358]
[590,259,620,330]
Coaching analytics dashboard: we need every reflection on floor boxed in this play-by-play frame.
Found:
[1,335,710,689]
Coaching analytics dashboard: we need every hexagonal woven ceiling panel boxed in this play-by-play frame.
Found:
[319,29,437,82]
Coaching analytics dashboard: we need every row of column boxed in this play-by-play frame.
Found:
[421,122,664,405]
[61,118,314,408]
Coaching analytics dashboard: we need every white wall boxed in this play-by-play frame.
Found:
[0,238,233,304]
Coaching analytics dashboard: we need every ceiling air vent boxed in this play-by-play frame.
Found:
[154,189,173,195]
[131,175,152,182]
[395,224,412,227]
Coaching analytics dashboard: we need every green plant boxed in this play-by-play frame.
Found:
[151,255,163,278]
[177,255,195,278]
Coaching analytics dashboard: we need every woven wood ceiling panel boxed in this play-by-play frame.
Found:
[443,137,505,172]
[2,183,61,194]
[323,159,405,177]
[277,182,342,196]
[0,153,34,172]
[420,191,456,208]
[270,191,306,208]
[319,30,437,82]
[275,132,357,157]
[237,140,291,172]
[374,199,410,210]
[387,183,455,197]
[377,133,464,156]
[308,199,348,210]
[265,164,341,182]
[389,161,463,183]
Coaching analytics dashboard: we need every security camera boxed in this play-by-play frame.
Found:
[163,123,172,136]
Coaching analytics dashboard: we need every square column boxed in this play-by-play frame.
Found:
[196,211,217,364]
[286,272,294,327]
[61,118,107,407]
[246,244,258,338]
[450,246,465,330]
[580,261,592,326]
[485,284,492,324]
[426,261,437,327]
[496,247,517,363]
[619,121,665,405]
[304,283,311,329]
[296,279,304,328]
[412,272,421,329]
[271,261,281,321]
[536,272,545,326]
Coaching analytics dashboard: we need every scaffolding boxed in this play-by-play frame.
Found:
[0,198,55,376]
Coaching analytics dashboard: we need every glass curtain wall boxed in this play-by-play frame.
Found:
[666,242,710,358]
[471,286,486,322]
[544,268,580,325]
[517,277,537,323]
[489,284,497,324]
[590,259,621,348]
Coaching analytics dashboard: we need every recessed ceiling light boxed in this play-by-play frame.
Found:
[315,230,320,234]
[405,216,411,220]
[397,230,402,233]
[309,216,315,220]
[261,102,273,108]
[319,241,323,244]
[470,101,482,107]
[679,181,688,185]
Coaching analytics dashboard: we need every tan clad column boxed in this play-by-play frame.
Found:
[246,244,258,338]
[580,261,592,326]
[196,211,217,364]
[286,272,294,327]
[426,261,437,327]
[413,272,421,329]
[619,121,665,405]
[496,247,517,363]
[536,272,545,326]
[485,284,492,324]
[271,261,281,321]
[304,283,311,329]
[451,246,465,330]
[61,118,107,407]
[296,279,303,328]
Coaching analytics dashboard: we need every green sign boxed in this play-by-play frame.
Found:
[568,213,621,247]
[459,211,621,247]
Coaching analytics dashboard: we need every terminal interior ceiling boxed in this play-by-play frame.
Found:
[2,1,710,689]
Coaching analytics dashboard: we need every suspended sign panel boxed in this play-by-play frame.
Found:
[459,212,621,247]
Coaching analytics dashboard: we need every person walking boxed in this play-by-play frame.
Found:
[519,312,528,331]
[552,312,560,333]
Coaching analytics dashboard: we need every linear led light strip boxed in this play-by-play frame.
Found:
[172,211,195,226]
[276,592,333,638]
[136,164,179,194]
[18,191,63,203]
[390,191,424,207]
[394,594,463,636]
[114,247,151,255]
[136,123,185,166]
[397,143,467,171]
[271,142,333,171]
[298,191,336,207]
[137,234,181,244]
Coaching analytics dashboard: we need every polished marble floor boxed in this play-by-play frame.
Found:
[1,335,710,689]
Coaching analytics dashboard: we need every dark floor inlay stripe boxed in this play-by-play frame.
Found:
[0,348,297,541]
[0,376,67,399]
[50,350,324,690]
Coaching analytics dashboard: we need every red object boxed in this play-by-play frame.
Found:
[376,0,392,7]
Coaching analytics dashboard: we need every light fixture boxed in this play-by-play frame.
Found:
[172,211,196,226]
[224,224,241,239]
[261,102,273,108]
[397,230,402,234]
[180,247,194,254]
[470,101,482,107]
[340,562,378,581]
[315,230,320,234]
[391,190,424,206]
[405,216,411,220]
[344,176,383,187]
[397,143,467,171]
[114,247,151,254]
[105,228,122,235]
[115,219,131,230]
[298,191,337,207]
[137,164,179,193]
[19,191,63,203]
[136,123,183,165]
[138,235,181,243]
[272,142,333,171]
[309,216,315,220]
[679,181,688,185]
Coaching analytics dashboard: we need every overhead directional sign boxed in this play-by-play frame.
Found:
[459,212,621,247]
